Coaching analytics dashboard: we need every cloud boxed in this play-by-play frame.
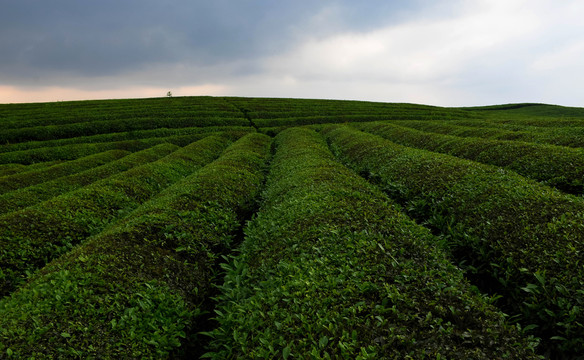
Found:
[0,0,431,103]
[256,0,542,104]
[2,0,584,106]
[1,1,407,81]
[0,1,303,80]
[230,0,584,106]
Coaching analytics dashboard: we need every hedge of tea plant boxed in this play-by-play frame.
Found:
[0,108,243,130]
[468,103,584,118]
[0,96,243,129]
[252,114,451,128]
[0,97,250,145]
[2,96,584,358]
[353,122,584,194]
[394,120,584,148]
[205,128,540,359]
[0,144,177,215]
[225,96,482,120]
[0,125,253,153]
[487,117,584,128]
[0,134,234,297]
[322,125,584,358]
[0,133,271,359]
[0,160,62,177]
[0,132,209,165]
[0,149,130,194]
[0,116,250,144]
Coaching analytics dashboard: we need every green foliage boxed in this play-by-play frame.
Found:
[0,96,242,128]
[394,120,584,148]
[464,102,584,118]
[225,97,482,120]
[0,133,272,358]
[0,135,234,296]
[0,160,62,177]
[0,97,250,144]
[0,144,177,215]
[205,128,539,359]
[0,271,193,358]
[322,125,584,357]
[2,96,584,358]
[0,133,204,165]
[0,125,253,153]
[353,122,584,194]
[0,117,249,144]
[0,149,130,194]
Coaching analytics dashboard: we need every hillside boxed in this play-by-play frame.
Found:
[1,96,583,359]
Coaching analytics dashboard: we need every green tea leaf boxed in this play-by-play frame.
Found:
[319,336,329,349]
[283,344,291,359]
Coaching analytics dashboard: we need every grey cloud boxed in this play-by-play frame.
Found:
[0,0,422,85]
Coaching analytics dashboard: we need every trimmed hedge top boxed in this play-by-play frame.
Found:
[322,124,584,357]
[205,127,539,359]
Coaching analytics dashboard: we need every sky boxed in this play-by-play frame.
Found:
[1,0,584,106]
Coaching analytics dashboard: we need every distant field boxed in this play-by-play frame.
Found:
[1,96,583,359]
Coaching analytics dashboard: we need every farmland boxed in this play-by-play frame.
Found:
[0,96,583,359]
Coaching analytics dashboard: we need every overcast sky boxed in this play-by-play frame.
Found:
[1,0,583,106]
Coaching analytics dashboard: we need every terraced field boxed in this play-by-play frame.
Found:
[0,97,582,359]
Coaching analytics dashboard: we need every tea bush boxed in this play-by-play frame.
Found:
[0,144,176,215]
[354,122,584,194]
[0,150,129,193]
[0,115,248,144]
[0,131,250,165]
[0,125,252,153]
[0,135,234,296]
[395,120,584,148]
[0,133,271,358]
[0,160,62,177]
[323,125,584,357]
[205,128,539,359]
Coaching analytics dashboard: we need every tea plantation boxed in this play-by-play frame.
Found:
[0,97,583,359]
